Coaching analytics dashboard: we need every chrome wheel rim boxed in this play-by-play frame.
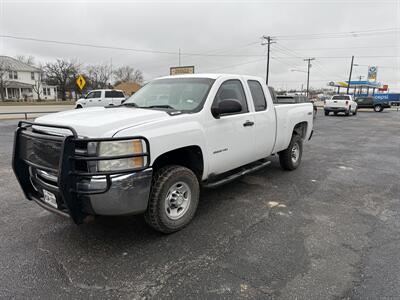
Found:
[291,143,300,164]
[165,181,191,220]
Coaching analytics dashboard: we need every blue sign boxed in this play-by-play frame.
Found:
[357,93,400,103]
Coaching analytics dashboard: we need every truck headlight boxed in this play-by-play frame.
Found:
[97,139,146,171]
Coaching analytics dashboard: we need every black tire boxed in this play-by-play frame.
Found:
[145,165,200,234]
[345,107,350,116]
[353,108,357,115]
[324,111,329,116]
[279,134,303,171]
[334,112,338,116]
[76,105,82,109]
[374,105,383,112]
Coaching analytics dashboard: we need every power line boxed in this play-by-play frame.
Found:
[0,34,261,57]
[278,44,398,51]
[202,58,265,73]
[275,27,399,40]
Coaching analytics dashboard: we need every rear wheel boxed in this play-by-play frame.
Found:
[279,134,303,171]
[345,107,351,116]
[374,105,383,112]
[145,165,200,233]
[353,108,358,115]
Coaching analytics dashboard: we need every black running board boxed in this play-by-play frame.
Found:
[202,160,271,188]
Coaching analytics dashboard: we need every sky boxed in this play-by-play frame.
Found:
[0,0,399,91]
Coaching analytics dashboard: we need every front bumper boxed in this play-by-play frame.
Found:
[79,170,152,215]
[12,121,151,224]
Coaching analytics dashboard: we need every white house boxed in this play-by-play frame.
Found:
[0,55,57,101]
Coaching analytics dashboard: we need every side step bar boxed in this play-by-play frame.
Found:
[202,160,271,188]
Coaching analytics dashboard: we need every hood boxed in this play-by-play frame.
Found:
[35,107,170,137]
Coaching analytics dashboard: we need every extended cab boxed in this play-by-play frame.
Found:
[324,94,358,116]
[13,74,313,233]
[75,89,126,108]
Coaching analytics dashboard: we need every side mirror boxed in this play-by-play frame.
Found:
[212,99,242,119]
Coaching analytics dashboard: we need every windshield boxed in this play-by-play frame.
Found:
[332,95,350,100]
[124,78,215,112]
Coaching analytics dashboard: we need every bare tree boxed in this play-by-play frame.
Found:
[114,66,143,85]
[16,55,35,66]
[43,59,80,100]
[86,63,113,89]
[0,60,11,101]
[32,80,43,101]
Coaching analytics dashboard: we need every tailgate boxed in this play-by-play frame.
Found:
[326,99,346,108]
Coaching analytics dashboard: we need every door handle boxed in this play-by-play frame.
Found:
[243,120,254,127]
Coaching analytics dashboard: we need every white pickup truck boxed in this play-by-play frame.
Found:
[324,94,358,116]
[75,89,126,108]
[13,74,313,233]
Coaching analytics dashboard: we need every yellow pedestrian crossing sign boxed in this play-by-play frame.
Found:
[76,74,86,90]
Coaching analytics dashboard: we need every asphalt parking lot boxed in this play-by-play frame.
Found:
[0,110,399,299]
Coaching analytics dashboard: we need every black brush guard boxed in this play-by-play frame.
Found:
[12,121,150,224]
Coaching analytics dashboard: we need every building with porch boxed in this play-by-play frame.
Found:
[0,56,57,101]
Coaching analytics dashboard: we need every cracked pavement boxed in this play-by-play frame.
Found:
[0,110,399,299]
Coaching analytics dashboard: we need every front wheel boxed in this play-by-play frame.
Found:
[145,165,200,233]
[279,134,303,171]
[324,111,329,116]
[76,105,83,109]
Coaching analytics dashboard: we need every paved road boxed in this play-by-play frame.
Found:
[0,111,399,299]
[0,105,74,119]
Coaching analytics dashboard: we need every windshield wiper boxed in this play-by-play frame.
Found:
[123,102,139,107]
[142,105,175,109]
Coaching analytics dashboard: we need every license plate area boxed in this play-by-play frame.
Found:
[43,189,57,208]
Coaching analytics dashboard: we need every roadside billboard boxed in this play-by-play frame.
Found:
[170,66,195,76]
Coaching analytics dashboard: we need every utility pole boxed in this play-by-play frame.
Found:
[347,55,354,94]
[303,58,315,98]
[178,48,181,66]
[261,36,275,86]
[358,75,364,94]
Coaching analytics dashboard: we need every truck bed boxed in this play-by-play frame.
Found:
[272,103,314,153]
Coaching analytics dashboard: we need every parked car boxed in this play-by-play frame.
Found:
[355,96,390,112]
[75,89,126,108]
[276,95,317,118]
[12,74,313,233]
[324,95,358,116]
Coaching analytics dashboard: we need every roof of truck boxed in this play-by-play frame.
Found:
[156,73,263,80]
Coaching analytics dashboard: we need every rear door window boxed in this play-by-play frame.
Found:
[248,80,267,111]
[113,91,125,98]
[105,91,125,98]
